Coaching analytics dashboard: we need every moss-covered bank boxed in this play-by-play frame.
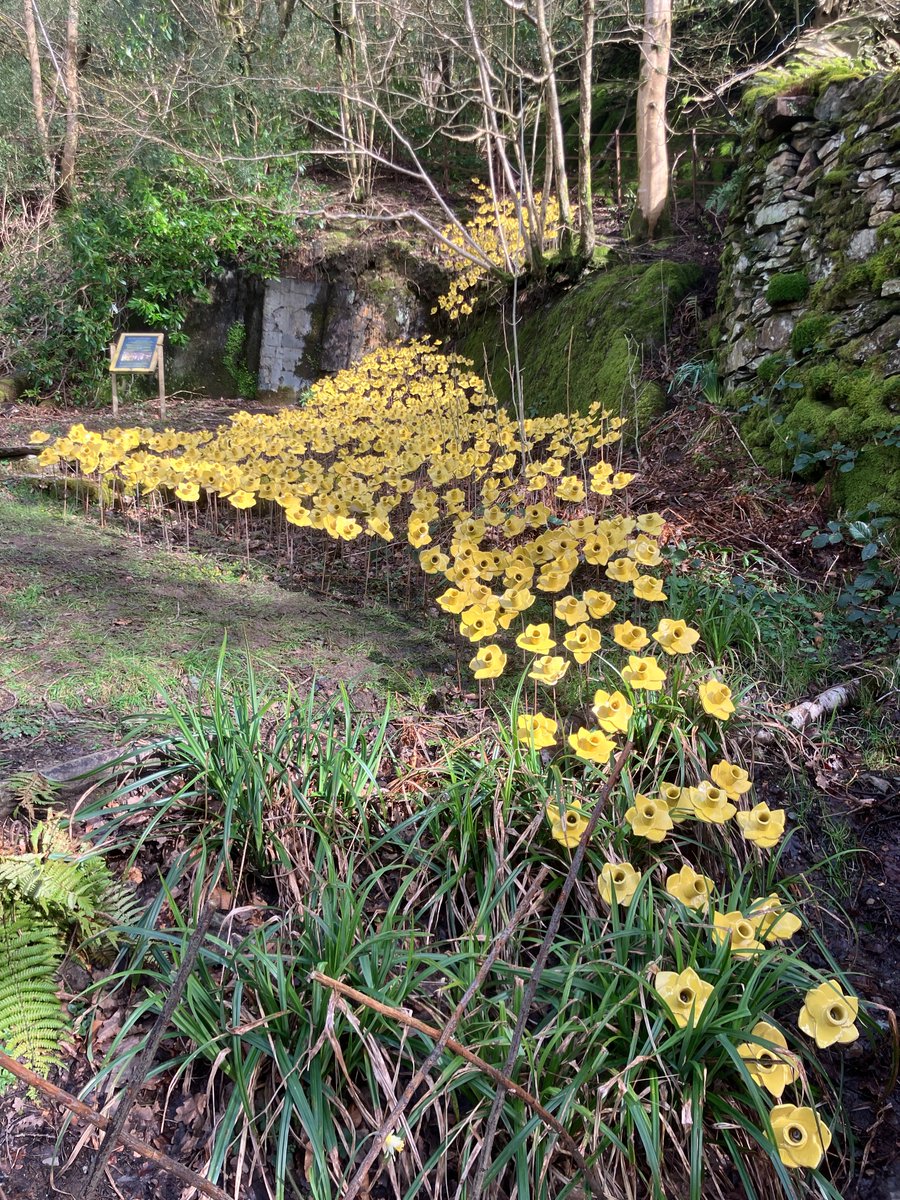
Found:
[457,259,701,428]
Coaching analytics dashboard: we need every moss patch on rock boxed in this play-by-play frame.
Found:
[456,259,702,427]
[766,272,810,305]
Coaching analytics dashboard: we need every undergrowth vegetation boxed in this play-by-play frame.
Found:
[26,335,874,1198]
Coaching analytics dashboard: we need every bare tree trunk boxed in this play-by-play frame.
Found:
[58,0,80,202]
[577,0,596,259]
[22,0,52,183]
[634,0,671,240]
[533,0,573,251]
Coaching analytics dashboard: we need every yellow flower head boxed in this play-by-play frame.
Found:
[384,1132,406,1156]
[769,1105,832,1170]
[737,1022,798,1098]
[712,910,764,956]
[692,781,737,824]
[597,861,641,907]
[582,532,611,565]
[605,557,639,583]
[528,655,570,686]
[613,621,650,651]
[175,481,201,502]
[470,644,507,680]
[621,655,667,692]
[460,605,498,642]
[632,575,668,602]
[749,894,803,942]
[568,727,616,763]
[436,587,470,615]
[420,547,450,574]
[710,759,752,800]
[631,534,662,567]
[699,677,735,721]
[665,864,715,909]
[563,624,601,664]
[516,624,556,654]
[736,803,785,849]
[546,799,589,848]
[624,794,673,842]
[798,980,859,1049]
[583,589,615,619]
[517,712,558,750]
[657,782,694,823]
[652,618,700,656]
[636,512,666,536]
[227,489,257,509]
[555,475,585,503]
[591,689,632,734]
[555,596,589,626]
[536,566,571,593]
[656,966,714,1028]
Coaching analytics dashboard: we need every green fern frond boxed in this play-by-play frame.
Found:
[0,905,68,1084]
[0,771,60,823]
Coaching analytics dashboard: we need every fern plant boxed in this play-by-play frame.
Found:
[0,810,141,1084]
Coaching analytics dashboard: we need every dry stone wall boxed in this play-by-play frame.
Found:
[716,69,900,513]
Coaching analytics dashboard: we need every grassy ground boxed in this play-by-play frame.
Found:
[0,481,447,770]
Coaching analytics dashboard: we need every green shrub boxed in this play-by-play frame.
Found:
[765,272,809,306]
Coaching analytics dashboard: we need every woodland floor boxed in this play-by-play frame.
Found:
[0,390,898,1198]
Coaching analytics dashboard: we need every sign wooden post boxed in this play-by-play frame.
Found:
[109,333,166,419]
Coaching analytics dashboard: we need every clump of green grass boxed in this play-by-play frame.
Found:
[74,653,864,1200]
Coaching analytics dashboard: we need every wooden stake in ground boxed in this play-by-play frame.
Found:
[0,1048,230,1200]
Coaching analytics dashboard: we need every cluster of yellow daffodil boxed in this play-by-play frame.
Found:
[434,183,560,320]
[570,749,856,1172]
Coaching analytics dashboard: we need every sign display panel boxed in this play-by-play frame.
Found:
[111,333,162,373]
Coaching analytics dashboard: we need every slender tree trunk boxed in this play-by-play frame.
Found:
[634,0,671,240]
[22,0,52,182]
[533,0,573,251]
[577,0,596,259]
[58,0,80,202]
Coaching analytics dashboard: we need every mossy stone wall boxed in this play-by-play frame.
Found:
[457,259,701,430]
[716,66,900,514]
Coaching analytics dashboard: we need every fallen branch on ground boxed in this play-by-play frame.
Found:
[756,679,860,743]
[312,971,598,1181]
[0,1047,230,1200]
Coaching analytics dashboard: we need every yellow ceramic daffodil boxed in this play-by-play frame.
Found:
[624,794,673,842]
[605,557,639,583]
[710,759,752,799]
[636,512,666,535]
[651,618,700,655]
[736,802,785,849]
[516,624,556,654]
[597,861,641,907]
[613,621,650,651]
[546,799,589,848]
[657,783,694,822]
[459,605,498,642]
[737,1022,798,1098]
[798,981,859,1048]
[535,567,571,593]
[528,655,569,686]
[633,575,668,602]
[749,894,803,942]
[692,781,737,824]
[621,655,667,692]
[420,547,450,574]
[699,677,736,721]
[470,644,507,680]
[517,712,558,750]
[591,689,632,733]
[568,727,616,763]
[712,910,764,956]
[227,489,257,509]
[555,596,589,625]
[665,864,715,909]
[563,623,601,664]
[769,1105,832,1169]
[555,475,585,503]
[582,589,615,618]
[656,966,714,1028]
